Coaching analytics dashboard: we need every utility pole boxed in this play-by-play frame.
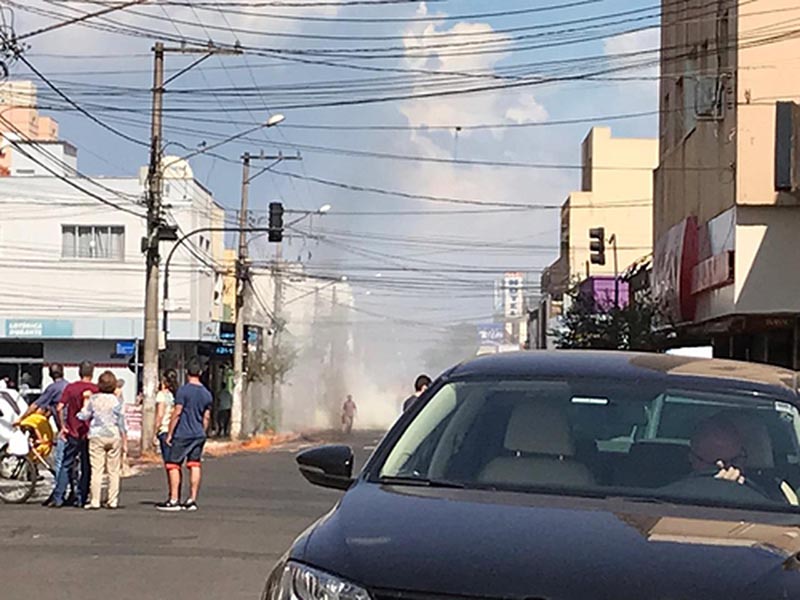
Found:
[609,234,620,309]
[269,243,283,426]
[231,153,252,440]
[141,42,165,456]
[231,151,299,439]
[141,42,243,453]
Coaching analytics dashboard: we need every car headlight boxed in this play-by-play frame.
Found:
[263,561,370,600]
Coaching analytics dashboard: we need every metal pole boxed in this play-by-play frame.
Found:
[231,153,250,439]
[611,234,619,309]
[270,243,283,428]
[134,337,140,398]
[141,42,165,455]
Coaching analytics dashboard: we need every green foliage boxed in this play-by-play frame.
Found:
[554,286,665,351]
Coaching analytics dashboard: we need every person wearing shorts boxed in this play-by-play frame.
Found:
[156,357,212,512]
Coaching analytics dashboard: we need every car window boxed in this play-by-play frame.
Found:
[377,379,800,511]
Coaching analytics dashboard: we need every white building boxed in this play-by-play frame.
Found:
[0,141,226,400]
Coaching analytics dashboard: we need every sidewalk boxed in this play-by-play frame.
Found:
[122,432,302,476]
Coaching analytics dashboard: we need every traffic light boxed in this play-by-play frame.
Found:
[589,227,606,265]
[268,201,284,243]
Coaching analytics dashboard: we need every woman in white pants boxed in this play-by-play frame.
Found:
[78,371,127,509]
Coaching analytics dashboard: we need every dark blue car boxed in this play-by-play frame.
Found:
[263,351,800,600]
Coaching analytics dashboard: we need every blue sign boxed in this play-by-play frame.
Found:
[478,323,505,345]
[6,319,73,338]
[116,341,136,356]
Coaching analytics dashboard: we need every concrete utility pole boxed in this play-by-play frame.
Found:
[231,153,252,440]
[231,150,297,439]
[141,42,242,454]
[269,242,283,424]
[141,42,165,456]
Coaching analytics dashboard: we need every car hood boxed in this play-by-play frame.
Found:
[295,483,800,600]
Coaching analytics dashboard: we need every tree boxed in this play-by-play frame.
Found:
[555,286,665,351]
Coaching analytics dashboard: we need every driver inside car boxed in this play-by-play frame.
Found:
[661,416,779,503]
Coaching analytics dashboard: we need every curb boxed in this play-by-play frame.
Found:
[122,432,302,475]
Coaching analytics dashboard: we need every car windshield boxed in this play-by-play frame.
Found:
[377,378,800,511]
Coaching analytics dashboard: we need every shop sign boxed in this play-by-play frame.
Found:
[746,316,794,331]
[200,321,220,341]
[5,319,73,338]
[478,323,505,346]
[691,251,734,295]
[124,405,142,441]
[115,340,136,356]
[653,217,698,324]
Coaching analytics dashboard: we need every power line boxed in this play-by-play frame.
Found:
[17,0,150,41]
[15,53,148,147]
[268,168,654,210]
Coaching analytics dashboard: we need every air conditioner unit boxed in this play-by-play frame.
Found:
[695,76,721,119]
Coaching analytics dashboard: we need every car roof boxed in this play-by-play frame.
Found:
[449,351,799,400]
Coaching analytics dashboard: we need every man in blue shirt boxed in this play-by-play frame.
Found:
[157,357,212,512]
[15,364,69,507]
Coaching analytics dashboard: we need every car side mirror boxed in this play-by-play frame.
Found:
[296,445,354,491]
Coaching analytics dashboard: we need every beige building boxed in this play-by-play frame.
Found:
[653,0,800,368]
[0,81,59,175]
[532,127,658,348]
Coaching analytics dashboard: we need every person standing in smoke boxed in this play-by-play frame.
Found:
[341,395,357,435]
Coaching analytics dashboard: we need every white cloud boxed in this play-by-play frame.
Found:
[398,5,549,143]
[603,28,661,59]
[600,28,660,116]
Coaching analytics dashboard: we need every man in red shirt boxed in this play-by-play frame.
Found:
[51,361,98,508]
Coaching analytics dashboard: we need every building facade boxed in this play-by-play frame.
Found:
[533,127,658,348]
[0,81,59,175]
[653,0,800,368]
[0,138,227,399]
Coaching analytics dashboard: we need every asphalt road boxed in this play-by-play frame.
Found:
[0,431,383,600]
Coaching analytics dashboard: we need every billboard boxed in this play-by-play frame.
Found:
[478,323,505,346]
[504,272,524,318]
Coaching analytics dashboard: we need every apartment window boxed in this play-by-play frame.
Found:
[62,225,125,260]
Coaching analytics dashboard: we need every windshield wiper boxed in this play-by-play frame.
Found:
[378,475,465,489]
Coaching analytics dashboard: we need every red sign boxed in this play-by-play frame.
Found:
[691,251,734,295]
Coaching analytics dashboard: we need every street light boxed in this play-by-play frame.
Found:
[286,203,333,228]
[165,113,286,167]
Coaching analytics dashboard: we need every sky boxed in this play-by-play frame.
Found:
[8,0,662,377]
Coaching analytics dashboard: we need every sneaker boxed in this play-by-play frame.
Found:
[84,504,100,511]
[182,499,198,512]
[155,499,182,512]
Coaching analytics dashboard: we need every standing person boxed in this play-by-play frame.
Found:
[115,378,125,402]
[51,361,97,508]
[17,364,68,507]
[157,358,212,512]
[403,374,432,412]
[216,386,232,438]
[78,371,127,510]
[341,395,357,435]
[154,369,178,494]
